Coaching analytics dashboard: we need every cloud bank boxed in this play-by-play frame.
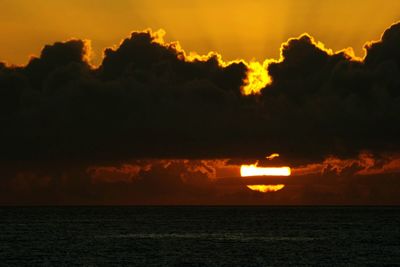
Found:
[2,24,400,164]
[1,22,400,204]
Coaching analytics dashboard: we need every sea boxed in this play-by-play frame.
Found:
[0,206,399,266]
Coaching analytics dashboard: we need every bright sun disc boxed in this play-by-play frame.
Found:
[240,165,291,177]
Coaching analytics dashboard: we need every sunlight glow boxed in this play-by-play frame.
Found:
[241,61,270,95]
[146,29,271,96]
[240,165,291,177]
[266,153,280,160]
[247,184,285,193]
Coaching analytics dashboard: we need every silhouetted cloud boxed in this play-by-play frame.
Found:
[260,25,400,162]
[1,158,399,205]
[2,24,400,163]
[0,30,252,162]
[1,23,400,204]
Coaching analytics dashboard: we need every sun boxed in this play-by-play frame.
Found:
[240,165,291,177]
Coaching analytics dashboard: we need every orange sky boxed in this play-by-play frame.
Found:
[2,0,400,65]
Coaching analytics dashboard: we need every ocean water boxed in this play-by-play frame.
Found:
[0,207,399,266]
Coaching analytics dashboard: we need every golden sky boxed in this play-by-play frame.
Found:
[1,0,400,65]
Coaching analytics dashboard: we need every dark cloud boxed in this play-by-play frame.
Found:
[260,26,400,162]
[1,23,400,204]
[1,159,399,205]
[0,30,251,162]
[2,24,400,163]
[0,160,233,205]
[365,23,400,67]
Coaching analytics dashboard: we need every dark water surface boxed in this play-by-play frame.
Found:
[1,207,399,266]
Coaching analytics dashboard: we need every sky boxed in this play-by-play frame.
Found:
[1,0,400,205]
[2,0,400,65]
